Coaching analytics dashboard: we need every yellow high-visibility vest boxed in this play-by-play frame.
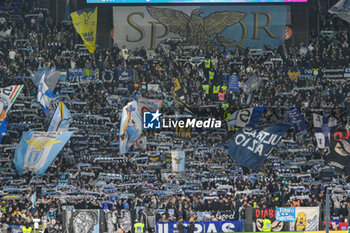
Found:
[22,226,32,233]
[221,85,227,92]
[209,71,214,80]
[134,223,145,233]
[262,219,272,232]
[213,85,220,94]
[205,59,211,68]
[202,84,209,94]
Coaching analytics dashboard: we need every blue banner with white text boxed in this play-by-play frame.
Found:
[156,221,243,233]
[228,122,291,170]
[228,76,239,93]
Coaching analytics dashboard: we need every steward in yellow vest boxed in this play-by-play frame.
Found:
[134,220,145,233]
[262,219,272,232]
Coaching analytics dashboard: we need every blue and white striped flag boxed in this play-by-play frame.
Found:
[37,75,55,115]
[313,113,337,148]
[14,131,74,176]
[48,102,72,132]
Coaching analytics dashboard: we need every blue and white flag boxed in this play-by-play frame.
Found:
[227,107,265,128]
[299,47,308,58]
[119,100,142,154]
[248,174,259,184]
[228,122,291,170]
[29,68,50,87]
[329,0,350,23]
[48,102,72,132]
[172,150,185,172]
[117,69,134,81]
[29,68,60,91]
[14,131,74,175]
[37,75,55,115]
[313,114,337,148]
[228,76,239,93]
[0,113,7,143]
[286,107,306,130]
[244,74,261,94]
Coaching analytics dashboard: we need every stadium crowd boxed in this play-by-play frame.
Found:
[0,0,350,232]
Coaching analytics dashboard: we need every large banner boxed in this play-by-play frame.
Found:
[14,131,74,175]
[289,207,319,231]
[113,5,287,50]
[254,208,283,232]
[228,122,291,170]
[156,221,243,233]
[327,126,350,175]
[68,69,99,82]
[104,209,134,233]
[63,209,101,233]
[276,207,296,222]
[117,69,134,81]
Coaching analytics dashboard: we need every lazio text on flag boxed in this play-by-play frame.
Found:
[71,7,98,54]
[14,131,74,175]
[0,85,23,113]
[48,102,72,132]
[37,76,55,115]
[286,107,306,130]
[228,122,291,170]
[227,107,265,128]
[119,100,142,154]
[313,113,337,148]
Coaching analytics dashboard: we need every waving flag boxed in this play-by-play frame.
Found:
[313,114,337,148]
[29,68,60,91]
[48,102,72,132]
[37,75,55,115]
[326,126,350,175]
[0,85,24,113]
[71,7,98,53]
[119,101,142,154]
[137,97,163,115]
[14,131,74,175]
[244,74,261,94]
[286,107,306,130]
[227,107,265,128]
[228,122,291,170]
[0,110,7,143]
[329,0,350,24]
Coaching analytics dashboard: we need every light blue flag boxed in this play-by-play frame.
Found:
[29,68,60,91]
[119,100,142,154]
[0,117,7,143]
[37,76,55,115]
[29,68,51,87]
[14,131,74,176]
[48,102,72,132]
[31,191,36,206]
